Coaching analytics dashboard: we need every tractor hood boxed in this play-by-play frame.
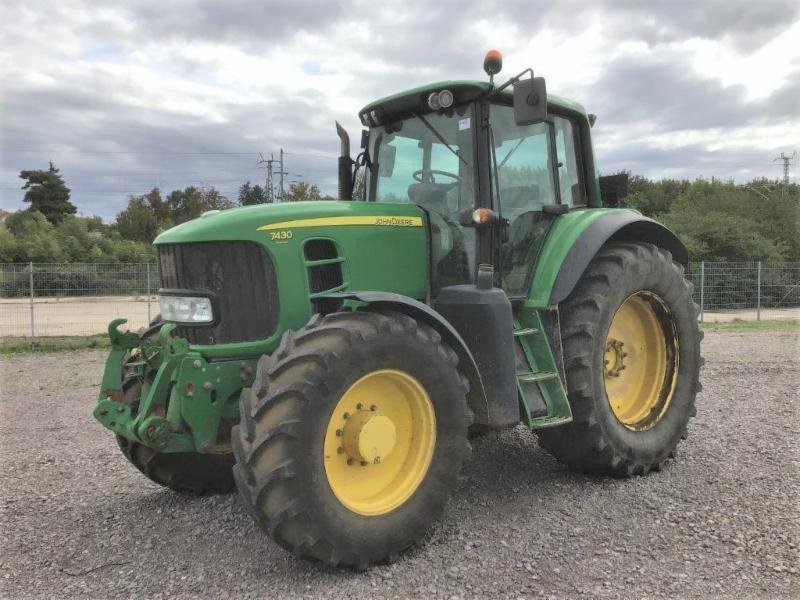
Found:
[153,200,426,246]
[153,200,429,326]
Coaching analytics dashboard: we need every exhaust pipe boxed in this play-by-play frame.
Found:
[335,121,353,200]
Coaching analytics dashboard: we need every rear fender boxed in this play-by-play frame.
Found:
[529,209,688,308]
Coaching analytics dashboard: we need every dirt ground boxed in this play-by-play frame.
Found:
[0,329,798,599]
[1,296,797,340]
[0,296,155,338]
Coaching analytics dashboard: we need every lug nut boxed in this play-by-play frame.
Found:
[360,461,368,467]
[335,429,343,437]
[370,405,377,411]
[193,359,202,369]
[343,412,350,419]
[356,403,363,410]
[203,381,213,390]
[337,447,344,454]
[347,458,354,466]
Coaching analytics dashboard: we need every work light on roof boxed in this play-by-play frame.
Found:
[427,89,453,111]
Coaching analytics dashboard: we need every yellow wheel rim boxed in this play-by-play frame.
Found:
[323,369,436,516]
[604,292,679,431]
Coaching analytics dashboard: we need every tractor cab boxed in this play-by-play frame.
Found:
[345,53,600,300]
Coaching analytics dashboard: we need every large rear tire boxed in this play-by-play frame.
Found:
[232,310,472,568]
[538,242,702,476]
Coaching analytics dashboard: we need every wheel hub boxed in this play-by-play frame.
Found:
[604,338,627,378]
[323,369,437,516]
[341,410,397,464]
[603,292,679,431]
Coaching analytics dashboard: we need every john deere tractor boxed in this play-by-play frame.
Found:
[95,50,702,568]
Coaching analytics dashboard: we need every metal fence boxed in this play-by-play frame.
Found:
[1,261,798,345]
[685,262,800,322]
[1,263,158,342]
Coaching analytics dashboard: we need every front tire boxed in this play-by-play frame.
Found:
[115,380,235,494]
[114,318,235,495]
[232,310,472,568]
[538,242,702,476]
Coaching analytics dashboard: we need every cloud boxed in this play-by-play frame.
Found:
[1,0,798,220]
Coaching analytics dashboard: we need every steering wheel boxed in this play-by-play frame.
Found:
[412,169,461,186]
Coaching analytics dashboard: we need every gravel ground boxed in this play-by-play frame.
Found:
[1,329,798,599]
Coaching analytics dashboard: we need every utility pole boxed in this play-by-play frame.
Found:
[258,151,289,203]
[773,151,796,188]
[278,148,288,202]
[772,151,796,200]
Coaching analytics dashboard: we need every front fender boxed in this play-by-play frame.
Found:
[324,291,490,426]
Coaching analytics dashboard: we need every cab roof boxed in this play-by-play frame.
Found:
[359,79,587,122]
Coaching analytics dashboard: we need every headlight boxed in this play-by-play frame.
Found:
[159,293,214,324]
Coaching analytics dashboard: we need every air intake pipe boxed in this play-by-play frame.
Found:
[335,121,353,200]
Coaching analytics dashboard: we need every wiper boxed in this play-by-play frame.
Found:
[497,137,526,170]
[412,112,467,166]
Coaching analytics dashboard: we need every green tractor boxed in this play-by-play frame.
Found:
[95,50,702,568]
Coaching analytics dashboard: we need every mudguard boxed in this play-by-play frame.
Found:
[529,209,688,308]
[324,291,491,426]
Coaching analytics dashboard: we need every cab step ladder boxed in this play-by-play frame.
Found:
[513,310,573,429]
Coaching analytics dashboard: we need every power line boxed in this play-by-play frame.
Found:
[3,149,262,156]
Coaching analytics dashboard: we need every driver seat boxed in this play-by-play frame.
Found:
[407,183,449,215]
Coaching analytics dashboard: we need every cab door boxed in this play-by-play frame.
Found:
[489,105,585,299]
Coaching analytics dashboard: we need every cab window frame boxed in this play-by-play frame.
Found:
[552,114,586,207]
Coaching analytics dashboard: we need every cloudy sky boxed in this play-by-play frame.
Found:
[1,0,798,221]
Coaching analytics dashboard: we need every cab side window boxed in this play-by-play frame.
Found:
[553,116,584,206]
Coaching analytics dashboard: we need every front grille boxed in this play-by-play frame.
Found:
[157,241,279,344]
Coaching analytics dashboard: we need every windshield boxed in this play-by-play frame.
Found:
[367,107,476,218]
[367,105,477,289]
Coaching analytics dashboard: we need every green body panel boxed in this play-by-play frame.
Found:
[155,200,428,359]
[527,208,640,308]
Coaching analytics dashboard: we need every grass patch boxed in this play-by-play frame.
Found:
[700,319,800,333]
[0,335,110,354]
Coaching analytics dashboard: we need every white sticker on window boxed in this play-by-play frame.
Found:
[458,117,471,131]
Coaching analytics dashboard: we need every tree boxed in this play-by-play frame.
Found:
[3,210,64,262]
[19,162,76,225]
[238,181,268,206]
[285,182,322,202]
[116,197,161,243]
[0,225,17,262]
[167,186,235,223]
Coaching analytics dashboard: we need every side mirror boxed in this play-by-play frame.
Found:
[379,144,396,177]
[513,77,547,126]
[599,173,629,208]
